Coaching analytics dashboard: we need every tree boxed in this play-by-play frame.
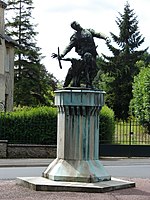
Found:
[5,0,58,106]
[141,52,150,67]
[101,2,147,119]
[130,63,150,134]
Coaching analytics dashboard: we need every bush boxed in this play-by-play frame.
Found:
[131,66,150,134]
[0,105,115,145]
[0,106,57,144]
[99,105,115,144]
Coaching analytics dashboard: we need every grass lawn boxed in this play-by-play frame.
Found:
[114,120,150,145]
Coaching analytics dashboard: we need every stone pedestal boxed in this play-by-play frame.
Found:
[17,89,135,192]
[43,89,111,182]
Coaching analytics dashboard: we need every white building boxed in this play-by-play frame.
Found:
[0,0,16,111]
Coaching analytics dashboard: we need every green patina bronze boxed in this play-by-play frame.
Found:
[52,21,110,88]
[43,89,111,183]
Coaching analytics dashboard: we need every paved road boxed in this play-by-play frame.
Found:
[1,158,150,167]
[1,158,150,180]
[1,166,44,179]
[0,158,150,200]
[1,165,150,180]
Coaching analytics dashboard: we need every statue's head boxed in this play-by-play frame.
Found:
[71,21,82,31]
[83,52,92,63]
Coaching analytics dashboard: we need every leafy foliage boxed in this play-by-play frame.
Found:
[99,105,115,144]
[5,0,58,106]
[130,65,150,133]
[0,106,57,144]
[100,2,147,119]
[0,105,115,145]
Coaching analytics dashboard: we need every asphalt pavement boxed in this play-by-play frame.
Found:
[1,157,150,179]
[0,157,150,167]
[0,158,150,200]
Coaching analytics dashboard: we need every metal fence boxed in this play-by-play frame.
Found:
[114,119,150,145]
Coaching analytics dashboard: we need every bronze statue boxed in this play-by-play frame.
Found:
[52,21,110,88]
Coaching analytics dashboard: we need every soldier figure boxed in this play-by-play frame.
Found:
[52,21,110,88]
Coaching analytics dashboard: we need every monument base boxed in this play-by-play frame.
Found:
[16,176,135,193]
[43,158,111,183]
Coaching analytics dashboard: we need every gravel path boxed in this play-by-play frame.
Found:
[0,178,150,200]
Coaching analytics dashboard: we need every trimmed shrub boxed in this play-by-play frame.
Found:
[1,105,115,145]
[0,106,57,144]
[99,105,115,144]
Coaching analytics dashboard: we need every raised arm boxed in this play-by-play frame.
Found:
[89,28,110,43]
[61,34,76,57]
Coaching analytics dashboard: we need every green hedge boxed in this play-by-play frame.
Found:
[0,105,115,145]
[99,105,115,144]
[0,106,57,144]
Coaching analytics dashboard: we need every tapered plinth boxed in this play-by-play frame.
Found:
[17,89,135,192]
[43,89,111,182]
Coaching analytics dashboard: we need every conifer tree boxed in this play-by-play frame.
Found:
[5,0,57,106]
[101,2,147,119]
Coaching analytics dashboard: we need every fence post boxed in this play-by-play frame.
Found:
[129,119,134,157]
[0,140,8,158]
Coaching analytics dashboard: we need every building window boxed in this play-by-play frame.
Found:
[5,47,10,72]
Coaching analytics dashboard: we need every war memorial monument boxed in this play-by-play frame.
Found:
[17,21,135,192]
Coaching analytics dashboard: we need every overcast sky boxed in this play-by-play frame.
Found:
[32,0,150,81]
